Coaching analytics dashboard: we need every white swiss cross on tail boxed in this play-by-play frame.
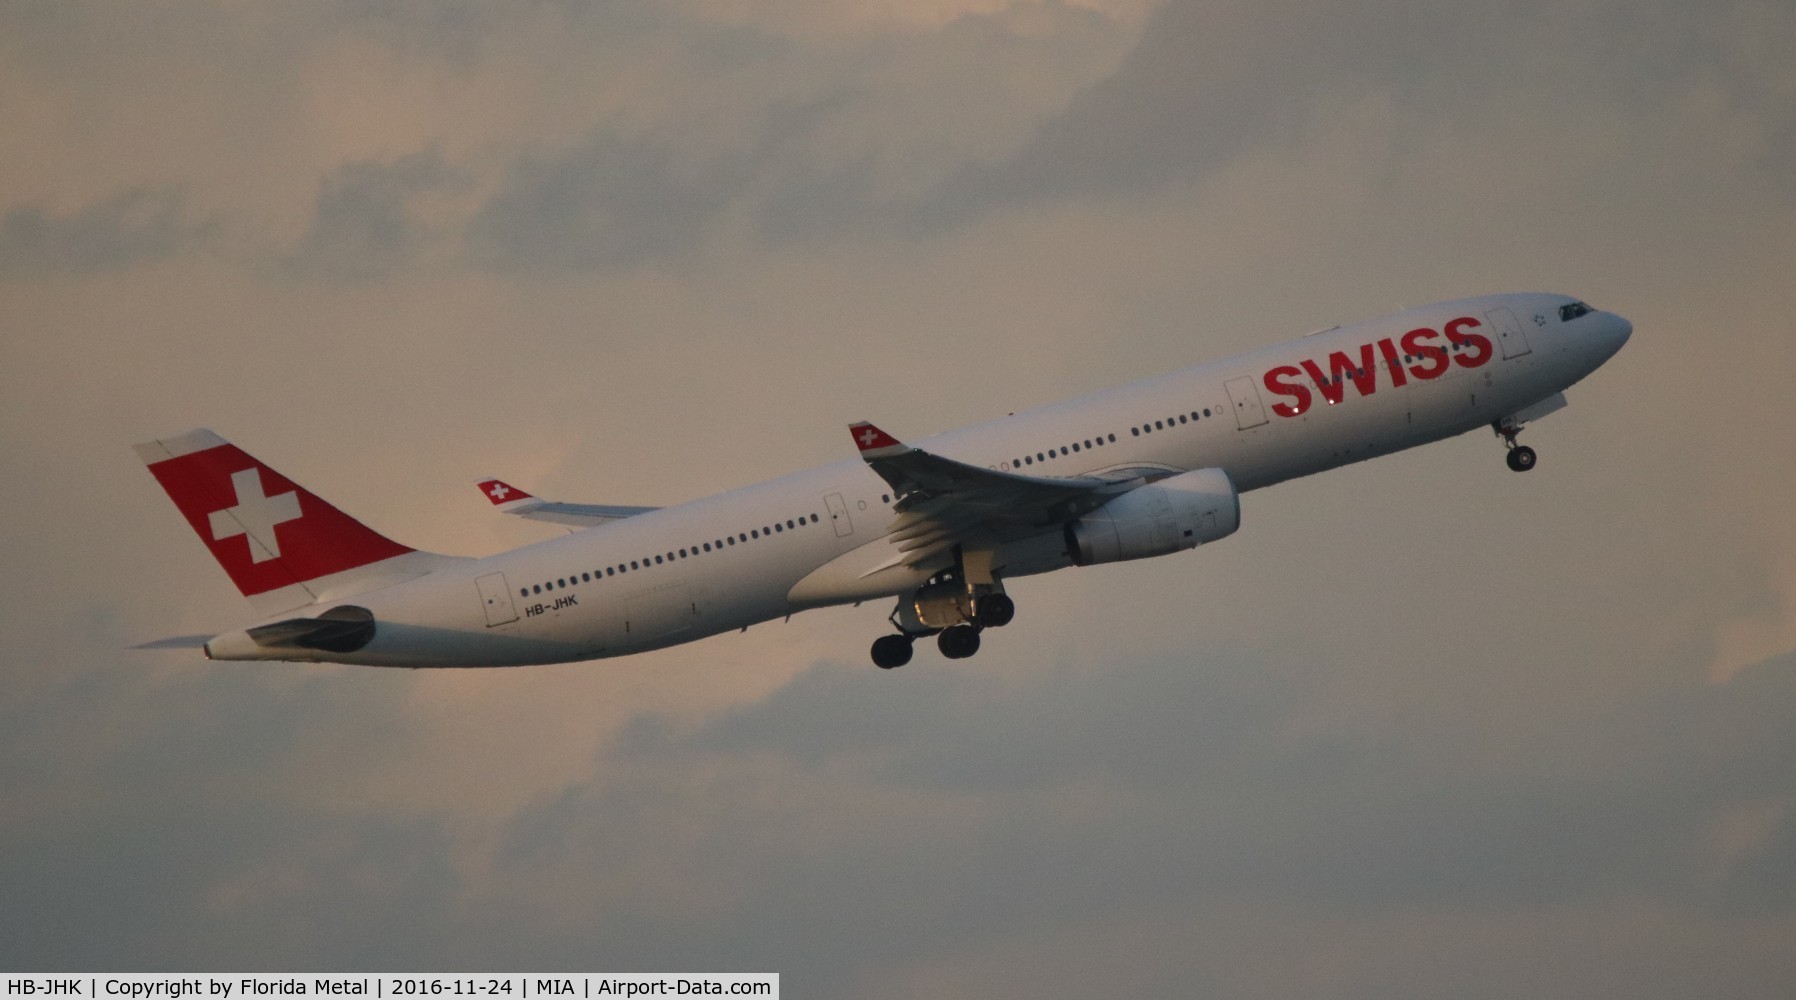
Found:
[135,428,416,612]
[209,467,302,562]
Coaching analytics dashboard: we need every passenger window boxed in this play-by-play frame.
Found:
[1109,433,1116,442]
[582,572,591,582]
[532,584,541,594]
[811,513,820,523]
[1178,414,1187,424]
[519,588,528,597]
[751,529,759,538]
[775,523,783,533]
[1131,428,1139,436]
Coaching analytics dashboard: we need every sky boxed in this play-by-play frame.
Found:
[3,0,1796,994]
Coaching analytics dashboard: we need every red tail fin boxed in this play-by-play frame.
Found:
[136,429,417,611]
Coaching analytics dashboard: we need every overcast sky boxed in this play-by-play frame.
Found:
[4,1,1796,994]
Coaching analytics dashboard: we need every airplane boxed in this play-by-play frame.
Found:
[135,292,1630,669]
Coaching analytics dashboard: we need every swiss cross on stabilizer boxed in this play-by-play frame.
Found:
[135,428,414,599]
[210,467,302,562]
[478,478,532,505]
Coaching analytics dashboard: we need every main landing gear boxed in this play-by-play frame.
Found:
[1494,417,1537,473]
[869,590,1015,669]
[871,633,914,669]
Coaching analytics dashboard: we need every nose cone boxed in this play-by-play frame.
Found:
[1610,312,1633,348]
[1592,310,1632,364]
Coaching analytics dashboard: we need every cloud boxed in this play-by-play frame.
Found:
[4,0,1796,993]
[283,147,465,282]
[915,0,1796,229]
[0,186,212,280]
[460,646,1796,991]
[465,131,754,275]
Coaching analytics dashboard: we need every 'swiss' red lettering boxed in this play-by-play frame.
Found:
[1299,358,1345,407]
[1262,316,1492,418]
[1444,316,1493,368]
[1329,343,1378,398]
[1299,342,1378,407]
[1376,338,1408,387]
[1263,365,1311,417]
[1401,327,1449,380]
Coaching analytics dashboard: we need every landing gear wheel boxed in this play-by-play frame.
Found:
[1506,445,1537,472]
[975,593,1015,628]
[937,625,982,660]
[871,634,914,669]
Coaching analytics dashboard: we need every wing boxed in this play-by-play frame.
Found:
[849,421,1140,568]
[475,478,658,529]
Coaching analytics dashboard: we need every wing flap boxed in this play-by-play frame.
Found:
[848,421,1140,567]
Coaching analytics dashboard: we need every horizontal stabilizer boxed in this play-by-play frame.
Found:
[245,604,376,654]
[131,634,214,650]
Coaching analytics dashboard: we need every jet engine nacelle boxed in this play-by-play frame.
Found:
[1064,468,1239,567]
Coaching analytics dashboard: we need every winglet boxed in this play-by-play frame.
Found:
[476,478,535,509]
[849,421,908,459]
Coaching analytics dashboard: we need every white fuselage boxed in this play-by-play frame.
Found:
[208,293,1631,666]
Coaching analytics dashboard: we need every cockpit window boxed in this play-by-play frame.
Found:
[1560,301,1594,321]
